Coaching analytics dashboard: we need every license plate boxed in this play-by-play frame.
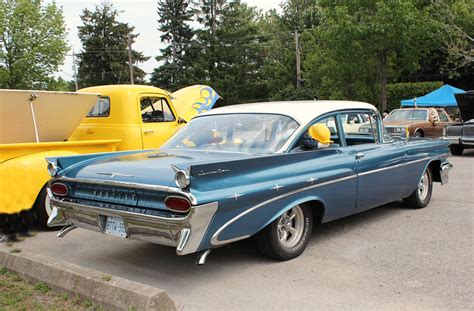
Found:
[104,216,127,238]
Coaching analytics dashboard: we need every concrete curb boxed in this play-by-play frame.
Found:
[0,250,176,311]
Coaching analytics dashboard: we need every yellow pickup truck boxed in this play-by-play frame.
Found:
[0,85,220,228]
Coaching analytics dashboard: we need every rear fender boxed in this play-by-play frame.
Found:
[0,151,79,214]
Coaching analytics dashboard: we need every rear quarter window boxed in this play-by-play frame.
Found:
[87,96,110,117]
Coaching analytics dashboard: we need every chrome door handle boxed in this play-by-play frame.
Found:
[355,153,365,160]
[143,130,154,135]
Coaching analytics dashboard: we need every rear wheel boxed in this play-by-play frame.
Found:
[256,204,313,260]
[449,144,464,155]
[403,167,433,209]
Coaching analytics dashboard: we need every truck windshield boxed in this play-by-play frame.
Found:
[385,109,427,121]
[162,114,299,153]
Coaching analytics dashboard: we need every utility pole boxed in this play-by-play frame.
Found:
[295,31,302,88]
[127,35,134,85]
[72,50,79,91]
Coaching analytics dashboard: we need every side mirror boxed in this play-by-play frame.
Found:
[177,117,187,124]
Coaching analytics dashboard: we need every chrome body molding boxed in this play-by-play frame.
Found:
[210,174,357,246]
[55,176,198,205]
[47,193,218,255]
[357,157,431,176]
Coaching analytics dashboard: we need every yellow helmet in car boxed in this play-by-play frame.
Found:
[308,124,333,144]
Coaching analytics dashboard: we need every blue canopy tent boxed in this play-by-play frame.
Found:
[401,84,466,107]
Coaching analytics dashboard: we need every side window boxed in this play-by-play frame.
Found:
[340,111,379,145]
[87,97,110,117]
[291,115,341,152]
[141,97,175,123]
[437,110,449,122]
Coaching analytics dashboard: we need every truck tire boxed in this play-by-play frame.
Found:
[33,186,54,228]
[449,144,464,155]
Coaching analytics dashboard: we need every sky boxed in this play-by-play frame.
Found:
[51,0,282,82]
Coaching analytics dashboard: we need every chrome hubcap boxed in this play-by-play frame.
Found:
[418,171,429,201]
[277,205,304,248]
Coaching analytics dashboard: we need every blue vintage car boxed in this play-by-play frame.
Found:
[46,101,453,264]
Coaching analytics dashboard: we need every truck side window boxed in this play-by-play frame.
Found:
[141,97,175,123]
[87,97,110,117]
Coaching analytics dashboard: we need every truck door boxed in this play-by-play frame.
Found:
[139,96,180,149]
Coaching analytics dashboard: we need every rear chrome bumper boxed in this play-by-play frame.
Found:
[47,192,218,256]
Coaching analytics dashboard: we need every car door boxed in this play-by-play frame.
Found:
[140,95,180,149]
[339,110,407,210]
[435,109,451,137]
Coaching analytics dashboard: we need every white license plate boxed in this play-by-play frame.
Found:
[104,216,127,238]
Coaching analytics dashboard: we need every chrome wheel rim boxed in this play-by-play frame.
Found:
[277,205,304,248]
[418,171,429,201]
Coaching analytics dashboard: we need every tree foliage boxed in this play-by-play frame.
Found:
[150,0,195,90]
[0,0,68,89]
[149,0,472,108]
[77,1,149,87]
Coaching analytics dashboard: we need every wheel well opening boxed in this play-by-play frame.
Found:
[301,200,325,224]
[428,160,441,182]
[415,129,424,136]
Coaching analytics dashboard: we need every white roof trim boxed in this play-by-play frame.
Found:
[201,100,378,125]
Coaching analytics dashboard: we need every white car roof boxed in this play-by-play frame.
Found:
[202,100,378,125]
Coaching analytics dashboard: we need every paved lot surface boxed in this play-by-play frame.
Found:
[2,151,473,310]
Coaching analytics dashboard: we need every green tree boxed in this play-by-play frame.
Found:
[150,0,195,90]
[77,1,149,87]
[0,0,68,89]
[307,0,437,110]
[210,1,268,105]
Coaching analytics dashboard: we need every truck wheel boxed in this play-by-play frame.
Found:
[33,186,54,228]
[449,144,464,155]
[403,167,433,209]
[256,204,313,260]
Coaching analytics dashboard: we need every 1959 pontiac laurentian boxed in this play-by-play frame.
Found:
[46,101,453,264]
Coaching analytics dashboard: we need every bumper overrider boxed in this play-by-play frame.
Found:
[47,189,218,256]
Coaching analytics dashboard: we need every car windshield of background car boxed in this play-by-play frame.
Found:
[385,109,427,121]
[162,114,299,153]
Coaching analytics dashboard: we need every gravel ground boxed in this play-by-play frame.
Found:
[1,151,472,310]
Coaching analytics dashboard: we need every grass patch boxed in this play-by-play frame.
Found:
[101,274,112,282]
[9,248,21,254]
[34,281,50,294]
[0,270,104,310]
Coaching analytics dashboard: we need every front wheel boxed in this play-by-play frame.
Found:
[403,167,433,209]
[256,204,313,260]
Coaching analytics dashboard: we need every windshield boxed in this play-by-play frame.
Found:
[162,114,299,153]
[385,109,427,121]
